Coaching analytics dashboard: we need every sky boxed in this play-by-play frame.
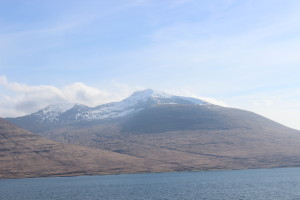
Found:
[1,0,300,130]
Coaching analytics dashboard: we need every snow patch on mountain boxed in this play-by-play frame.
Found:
[75,90,151,120]
[75,89,199,120]
[33,103,75,122]
[29,89,209,123]
[129,89,172,101]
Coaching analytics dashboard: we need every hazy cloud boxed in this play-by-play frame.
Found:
[0,76,124,117]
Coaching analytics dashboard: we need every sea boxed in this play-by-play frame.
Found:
[1,168,300,200]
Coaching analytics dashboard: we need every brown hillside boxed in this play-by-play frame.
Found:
[0,118,166,178]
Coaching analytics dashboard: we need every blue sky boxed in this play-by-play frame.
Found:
[1,0,300,129]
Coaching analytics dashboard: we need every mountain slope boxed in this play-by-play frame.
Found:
[38,120,300,172]
[120,104,288,133]
[0,118,161,178]
[5,89,300,175]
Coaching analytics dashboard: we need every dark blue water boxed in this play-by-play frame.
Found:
[1,168,300,200]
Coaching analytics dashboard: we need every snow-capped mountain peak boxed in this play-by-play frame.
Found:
[32,103,76,123]
[128,89,172,102]
[126,89,207,105]
[24,89,209,124]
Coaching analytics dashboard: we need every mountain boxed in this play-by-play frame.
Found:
[0,118,168,178]
[120,104,287,133]
[7,89,208,132]
[6,89,300,176]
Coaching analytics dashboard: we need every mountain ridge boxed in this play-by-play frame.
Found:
[7,89,210,132]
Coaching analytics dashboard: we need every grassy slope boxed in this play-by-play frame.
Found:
[0,118,166,178]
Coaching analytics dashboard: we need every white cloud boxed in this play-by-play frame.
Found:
[62,82,113,106]
[0,76,134,117]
